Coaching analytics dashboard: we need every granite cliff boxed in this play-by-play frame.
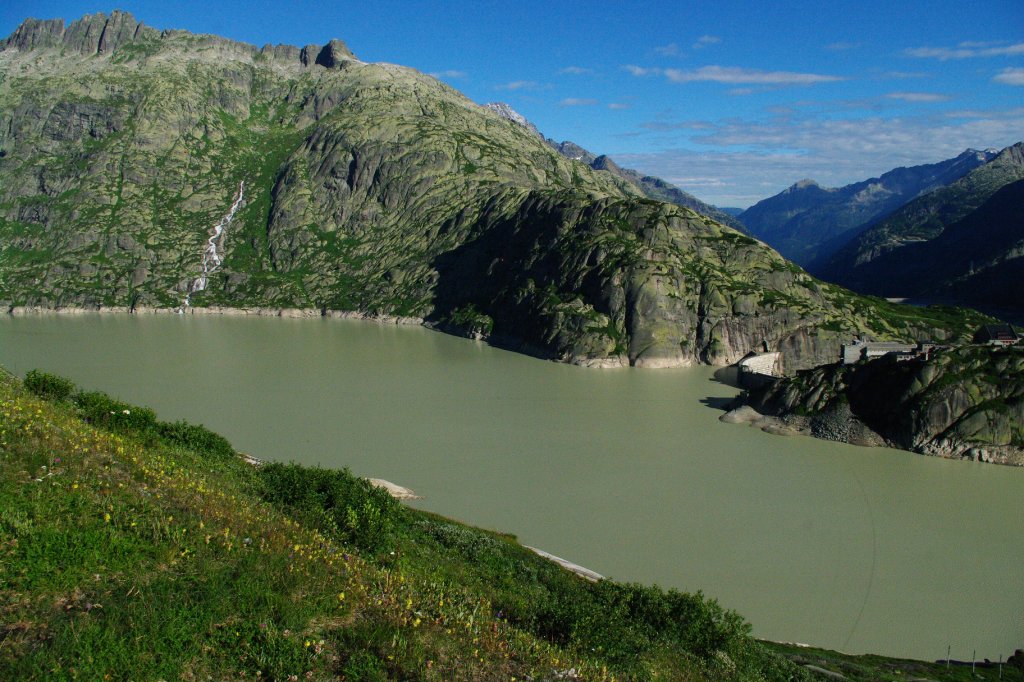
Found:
[726,344,1024,465]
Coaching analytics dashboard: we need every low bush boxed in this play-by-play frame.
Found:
[154,420,235,459]
[24,369,76,402]
[73,389,158,433]
[258,463,402,553]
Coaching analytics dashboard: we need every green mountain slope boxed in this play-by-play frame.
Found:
[821,143,1024,316]
[740,150,995,266]
[0,12,989,370]
[483,104,748,233]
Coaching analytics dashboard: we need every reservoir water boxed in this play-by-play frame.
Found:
[1,313,1021,660]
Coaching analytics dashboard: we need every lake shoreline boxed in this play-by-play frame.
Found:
[5,303,424,325]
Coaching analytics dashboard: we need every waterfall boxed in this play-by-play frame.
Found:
[179,181,245,312]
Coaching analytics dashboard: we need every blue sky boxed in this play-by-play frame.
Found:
[2,1,1022,207]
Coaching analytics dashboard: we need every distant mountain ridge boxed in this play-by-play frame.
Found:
[740,149,997,266]
[820,142,1024,319]
[484,102,747,232]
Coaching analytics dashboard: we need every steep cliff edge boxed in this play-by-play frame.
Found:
[0,12,988,369]
[726,344,1024,465]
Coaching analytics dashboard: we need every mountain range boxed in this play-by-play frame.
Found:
[819,143,1024,318]
[0,12,991,372]
[739,149,997,266]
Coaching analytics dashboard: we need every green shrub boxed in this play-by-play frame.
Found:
[258,463,401,553]
[24,369,76,402]
[73,390,158,433]
[154,420,235,459]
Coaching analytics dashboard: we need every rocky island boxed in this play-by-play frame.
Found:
[724,340,1024,465]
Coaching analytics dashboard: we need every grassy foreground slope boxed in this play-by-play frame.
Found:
[3,370,1021,680]
[1,367,814,681]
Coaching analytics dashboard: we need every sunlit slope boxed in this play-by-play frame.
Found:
[0,12,988,369]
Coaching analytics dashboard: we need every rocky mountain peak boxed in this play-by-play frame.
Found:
[482,102,543,137]
[2,11,155,56]
[549,140,596,164]
[591,155,622,174]
[2,17,66,51]
[312,38,356,68]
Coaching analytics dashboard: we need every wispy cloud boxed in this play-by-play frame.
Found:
[692,35,721,49]
[429,69,466,79]
[946,106,1024,119]
[879,70,930,80]
[825,41,860,51]
[624,64,656,77]
[618,108,1024,206]
[994,67,1024,86]
[654,43,680,56]
[905,41,1024,60]
[885,91,951,102]
[663,65,844,85]
[641,120,711,131]
[560,98,598,106]
[559,66,593,75]
[623,65,842,86]
[608,102,631,110]
[496,80,544,91]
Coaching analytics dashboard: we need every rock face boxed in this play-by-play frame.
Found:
[820,143,1024,319]
[484,103,747,232]
[547,140,749,234]
[0,12,988,369]
[740,149,996,266]
[731,345,1024,465]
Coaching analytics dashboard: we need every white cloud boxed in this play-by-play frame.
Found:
[496,80,543,91]
[429,69,466,79]
[608,102,631,110]
[624,64,658,77]
[560,98,598,106]
[825,41,859,51]
[885,91,951,102]
[654,43,680,56]
[879,71,930,80]
[906,41,1024,60]
[663,65,844,85]
[994,67,1024,86]
[692,35,721,49]
[615,109,1024,207]
[946,106,1024,118]
[559,66,593,75]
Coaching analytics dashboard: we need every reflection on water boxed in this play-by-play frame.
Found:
[1,313,1021,660]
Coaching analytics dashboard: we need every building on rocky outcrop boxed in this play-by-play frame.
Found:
[840,340,937,364]
[737,351,782,388]
[973,324,1020,346]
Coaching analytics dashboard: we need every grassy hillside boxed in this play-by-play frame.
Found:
[4,369,1021,679]
[1,367,817,680]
